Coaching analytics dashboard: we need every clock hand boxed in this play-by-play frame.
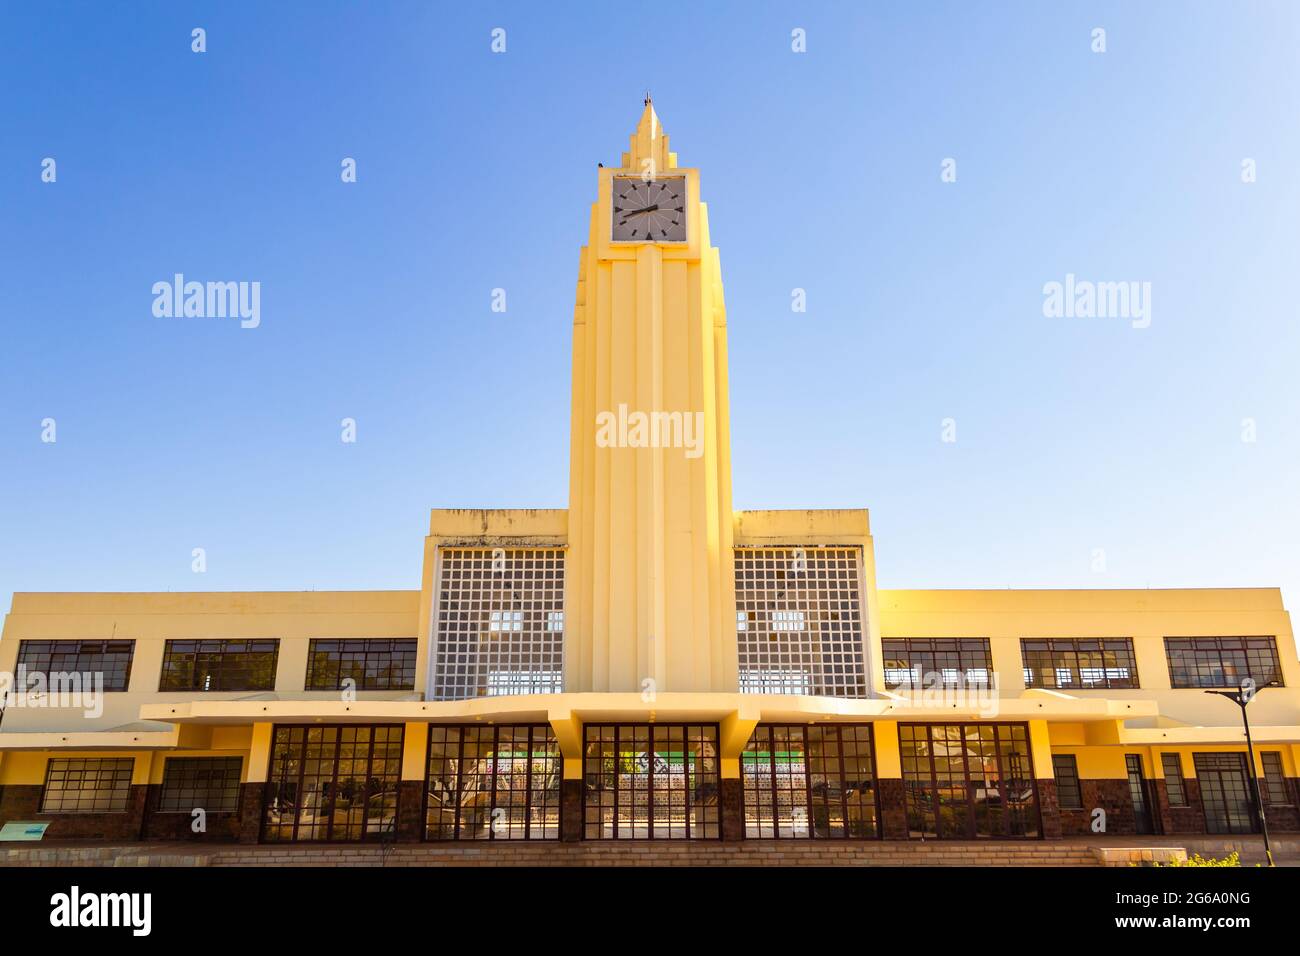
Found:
[618,206,661,226]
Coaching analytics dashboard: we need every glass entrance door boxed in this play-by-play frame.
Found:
[263,724,404,842]
[582,724,720,839]
[1194,753,1258,835]
[899,723,1040,839]
[1126,754,1156,835]
[741,724,879,838]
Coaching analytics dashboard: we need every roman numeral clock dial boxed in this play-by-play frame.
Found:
[612,178,686,242]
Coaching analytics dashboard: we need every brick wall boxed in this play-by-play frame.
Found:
[1153,777,1205,835]
[0,783,148,841]
[140,793,241,842]
[1058,779,1135,836]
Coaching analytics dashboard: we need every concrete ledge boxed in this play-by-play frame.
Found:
[1092,846,1188,866]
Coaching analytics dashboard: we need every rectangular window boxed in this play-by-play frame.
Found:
[263,725,403,842]
[16,640,135,692]
[1021,638,1138,689]
[584,724,720,839]
[1051,754,1083,809]
[738,670,813,695]
[734,547,867,698]
[40,758,134,813]
[1164,637,1283,689]
[742,724,878,838]
[157,756,243,813]
[305,638,416,691]
[426,724,560,840]
[883,638,993,689]
[1261,752,1290,806]
[159,639,278,691]
[432,548,565,700]
[1161,753,1188,807]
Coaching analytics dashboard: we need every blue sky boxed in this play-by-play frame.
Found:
[1,2,1297,618]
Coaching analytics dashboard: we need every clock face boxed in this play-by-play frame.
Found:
[612,178,686,242]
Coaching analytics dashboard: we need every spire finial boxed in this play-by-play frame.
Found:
[644,90,652,106]
[622,96,676,171]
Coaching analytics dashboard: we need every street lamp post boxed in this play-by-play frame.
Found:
[1205,680,1279,867]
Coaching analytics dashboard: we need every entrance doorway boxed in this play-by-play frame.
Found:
[582,724,720,839]
[1125,754,1156,835]
[262,724,403,842]
[1194,753,1258,835]
[899,723,1040,839]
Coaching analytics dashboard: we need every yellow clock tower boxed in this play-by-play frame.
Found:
[565,99,738,695]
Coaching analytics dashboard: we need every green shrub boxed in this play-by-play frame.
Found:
[1151,851,1241,867]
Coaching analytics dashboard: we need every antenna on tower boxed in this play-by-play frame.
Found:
[644,90,652,106]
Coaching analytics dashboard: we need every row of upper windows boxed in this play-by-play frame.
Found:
[880,636,1286,690]
[9,634,1288,697]
[12,638,417,693]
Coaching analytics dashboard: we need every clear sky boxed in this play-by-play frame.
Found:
[2,2,1297,622]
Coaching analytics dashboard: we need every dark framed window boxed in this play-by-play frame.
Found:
[40,758,134,813]
[263,724,403,842]
[1164,637,1283,689]
[742,724,878,838]
[900,723,1040,839]
[1261,752,1291,806]
[1161,753,1188,807]
[16,640,135,692]
[1051,754,1083,809]
[425,724,560,841]
[1021,638,1138,689]
[583,724,720,839]
[882,638,993,688]
[305,639,416,691]
[156,757,243,813]
[159,639,278,691]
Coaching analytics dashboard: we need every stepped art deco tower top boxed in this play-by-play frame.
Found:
[0,101,1297,849]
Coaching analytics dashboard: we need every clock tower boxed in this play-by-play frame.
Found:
[565,100,737,694]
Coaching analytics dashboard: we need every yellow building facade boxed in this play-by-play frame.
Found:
[2,103,1298,847]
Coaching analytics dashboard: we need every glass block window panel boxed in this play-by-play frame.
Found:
[16,640,135,692]
[305,639,417,691]
[882,638,993,689]
[159,639,279,691]
[1261,752,1290,806]
[1164,637,1283,689]
[1021,638,1138,689]
[1051,754,1083,809]
[425,724,560,840]
[583,724,720,839]
[899,723,1040,839]
[263,724,403,842]
[40,758,134,813]
[734,547,866,698]
[742,724,878,838]
[1161,753,1188,806]
[432,548,565,701]
[157,756,243,813]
